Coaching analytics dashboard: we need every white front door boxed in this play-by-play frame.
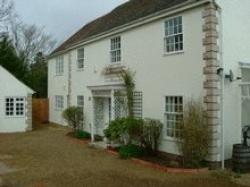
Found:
[94,97,112,136]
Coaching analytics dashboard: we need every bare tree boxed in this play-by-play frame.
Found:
[0,0,13,21]
[1,0,57,63]
[0,0,13,33]
[16,24,57,62]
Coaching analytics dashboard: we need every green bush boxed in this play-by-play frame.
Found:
[62,106,84,132]
[142,118,163,155]
[75,130,91,139]
[103,118,127,141]
[104,117,143,144]
[178,100,211,168]
[119,144,144,159]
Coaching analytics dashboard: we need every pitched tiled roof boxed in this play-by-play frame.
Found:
[51,0,189,55]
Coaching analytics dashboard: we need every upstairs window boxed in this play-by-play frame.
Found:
[55,96,64,110]
[77,48,84,69]
[110,36,121,63]
[165,16,183,53]
[56,56,64,75]
[5,97,25,117]
[165,96,183,139]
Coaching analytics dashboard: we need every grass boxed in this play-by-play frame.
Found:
[0,124,247,187]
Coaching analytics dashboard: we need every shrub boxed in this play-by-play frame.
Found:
[75,130,91,139]
[104,117,143,144]
[104,118,127,142]
[62,106,83,133]
[119,144,144,159]
[141,118,163,155]
[178,100,211,168]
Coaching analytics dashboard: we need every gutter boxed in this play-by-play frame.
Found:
[48,0,212,59]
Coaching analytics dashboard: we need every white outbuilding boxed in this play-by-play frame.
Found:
[0,65,34,133]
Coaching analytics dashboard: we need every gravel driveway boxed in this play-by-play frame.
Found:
[0,124,246,187]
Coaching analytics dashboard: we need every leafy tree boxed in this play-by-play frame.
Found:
[27,52,48,98]
[0,36,29,83]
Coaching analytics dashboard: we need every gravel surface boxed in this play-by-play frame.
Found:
[0,124,246,187]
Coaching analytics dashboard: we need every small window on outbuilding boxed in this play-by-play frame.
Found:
[5,97,25,117]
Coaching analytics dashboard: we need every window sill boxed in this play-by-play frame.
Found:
[55,74,64,77]
[76,68,84,72]
[55,109,63,112]
[163,137,182,143]
[163,51,184,57]
[108,62,123,67]
[5,116,25,119]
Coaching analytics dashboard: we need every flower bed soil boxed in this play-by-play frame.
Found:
[106,147,208,174]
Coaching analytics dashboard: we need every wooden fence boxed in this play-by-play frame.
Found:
[32,98,49,124]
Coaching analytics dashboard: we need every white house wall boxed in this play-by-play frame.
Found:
[48,56,69,125]
[0,67,32,133]
[48,6,205,155]
[216,0,250,159]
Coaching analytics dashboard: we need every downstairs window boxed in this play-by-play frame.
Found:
[165,96,183,139]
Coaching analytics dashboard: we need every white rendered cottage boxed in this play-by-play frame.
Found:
[0,65,34,133]
[48,0,250,166]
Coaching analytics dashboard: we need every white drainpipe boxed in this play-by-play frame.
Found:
[216,0,225,169]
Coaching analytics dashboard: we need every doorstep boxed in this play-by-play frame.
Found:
[89,141,108,149]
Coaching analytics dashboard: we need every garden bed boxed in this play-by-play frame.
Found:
[106,146,208,174]
[66,131,91,145]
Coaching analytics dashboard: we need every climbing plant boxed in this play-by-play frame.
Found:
[120,69,135,118]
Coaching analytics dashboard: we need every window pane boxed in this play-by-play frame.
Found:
[110,36,121,63]
[165,16,183,53]
[165,96,183,138]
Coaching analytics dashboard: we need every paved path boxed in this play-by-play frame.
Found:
[0,161,17,175]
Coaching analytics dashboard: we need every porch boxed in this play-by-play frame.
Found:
[87,83,127,143]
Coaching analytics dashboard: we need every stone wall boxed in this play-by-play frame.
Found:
[202,2,221,163]
[25,94,33,131]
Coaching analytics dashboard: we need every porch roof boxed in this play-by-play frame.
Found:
[239,61,250,69]
[87,83,125,91]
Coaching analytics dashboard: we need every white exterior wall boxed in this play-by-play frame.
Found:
[0,67,33,133]
[216,0,250,159]
[48,55,69,125]
[48,6,204,155]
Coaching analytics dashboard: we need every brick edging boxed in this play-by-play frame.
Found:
[106,150,208,174]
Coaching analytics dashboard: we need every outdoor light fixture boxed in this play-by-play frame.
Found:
[225,70,234,82]
[217,67,224,75]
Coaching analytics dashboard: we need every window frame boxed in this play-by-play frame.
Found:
[110,36,121,63]
[164,96,184,141]
[77,48,85,70]
[56,56,64,76]
[5,97,25,118]
[55,95,64,111]
[77,95,84,126]
[164,16,184,54]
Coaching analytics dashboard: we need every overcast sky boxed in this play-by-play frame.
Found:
[13,0,128,44]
